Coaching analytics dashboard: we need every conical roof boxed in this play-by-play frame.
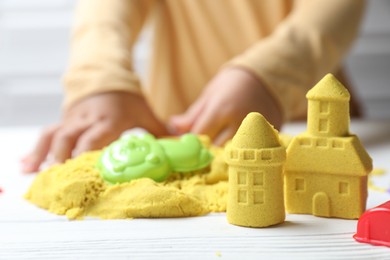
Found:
[232,112,280,149]
[306,73,350,101]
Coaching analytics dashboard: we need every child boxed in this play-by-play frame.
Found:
[22,0,365,173]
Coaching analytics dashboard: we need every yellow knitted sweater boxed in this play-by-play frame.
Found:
[63,0,364,121]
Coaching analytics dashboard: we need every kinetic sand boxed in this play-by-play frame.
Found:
[285,74,372,219]
[25,145,229,220]
[225,112,286,227]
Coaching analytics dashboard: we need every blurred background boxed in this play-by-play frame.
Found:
[0,0,389,126]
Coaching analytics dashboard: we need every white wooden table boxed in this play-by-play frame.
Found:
[1,122,390,259]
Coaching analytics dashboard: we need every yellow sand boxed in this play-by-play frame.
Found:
[25,145,229,220]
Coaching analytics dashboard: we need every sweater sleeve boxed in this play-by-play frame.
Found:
[226,0,365,121]
[62,0,155,108]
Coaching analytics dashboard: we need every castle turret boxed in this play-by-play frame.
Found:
[225,112,286,227]
[306,74,350,137]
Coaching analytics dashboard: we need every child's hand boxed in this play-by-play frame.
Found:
[21,92,168,173]
[169,67,283,146]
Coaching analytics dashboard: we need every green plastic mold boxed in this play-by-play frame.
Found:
[98,133,213,184]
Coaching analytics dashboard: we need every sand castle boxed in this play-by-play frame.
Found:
[226,74,372,226]
[225,113,286,227]
[285,74,372,219]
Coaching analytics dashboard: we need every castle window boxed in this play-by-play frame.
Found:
[320,102,329,114]
[238,190,247,204]
[339,182,349,195]
[319,119,328,133]
[231,150,238,159]
[299,138,311,147]
[237,171,247,185]
[253,172,264,186]
[332,140,344,149]
[243,150,255,160]
[295,178,305,191]
[261,150,272,160]
[253,190,264,204]
[316,139,327,147]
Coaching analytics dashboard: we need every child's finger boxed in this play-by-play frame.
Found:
[169,95,208,134]
[190,104,225,141]
[74,121,120,155]
[21,124,60,173]
[184,93,209,122]
[141,114,169,137]
[51,123,91,164]
[213,127,236,146]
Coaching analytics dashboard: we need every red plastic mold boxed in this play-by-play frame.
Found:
[354,200,390,247]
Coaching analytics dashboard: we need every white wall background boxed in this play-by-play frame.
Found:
[0,0,389,126]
